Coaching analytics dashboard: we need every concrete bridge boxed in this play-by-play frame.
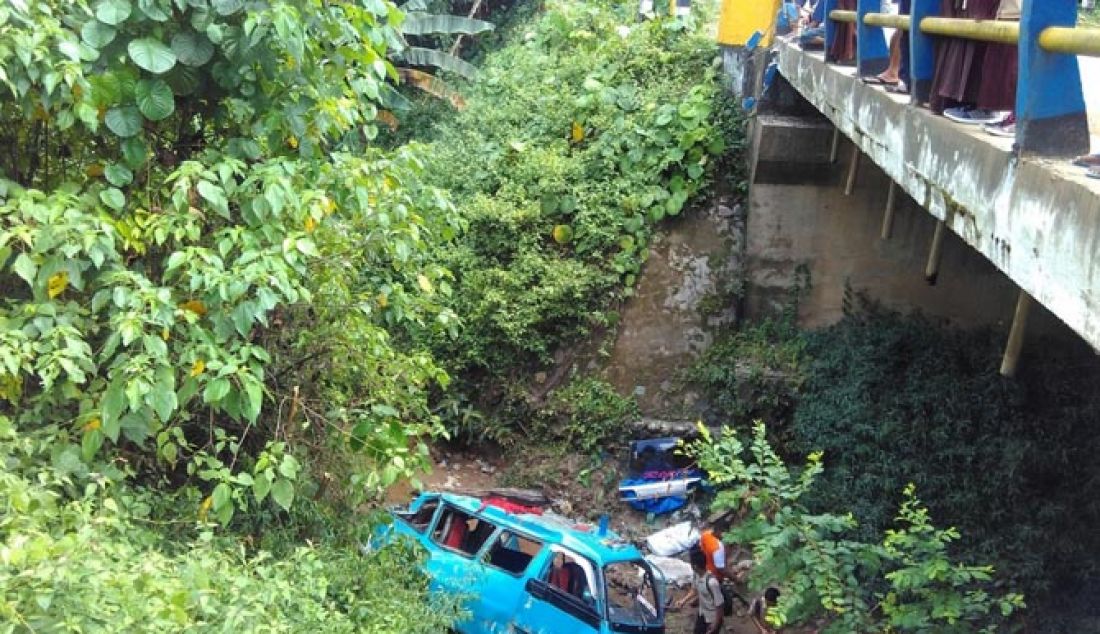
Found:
[722,0,1100,374]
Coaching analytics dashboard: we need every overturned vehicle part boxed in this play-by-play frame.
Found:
[377,492,667,634]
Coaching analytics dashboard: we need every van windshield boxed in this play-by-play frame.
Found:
[604,560,662,629]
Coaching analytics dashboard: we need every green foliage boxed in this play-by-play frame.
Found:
[0,0,463,627]
[687,317,806,421]
[0,0,456,516]
[791,309,1100,599]
[533,377,639,453]
[687,422,1025,633]
[413,0,726,435]
[691,304,1100,625]
[0,417,461,632]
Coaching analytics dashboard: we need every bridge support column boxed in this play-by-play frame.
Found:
[844,144,861,195]
[881,181,898,240]
[924,215,949,285]
[1016,0,1089,156]
[908,0,940,104]
[1000,291,1033,377]
[856,0,890,76]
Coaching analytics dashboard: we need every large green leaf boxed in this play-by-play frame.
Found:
[164,65,200,96]
[95,0,132,26]
[400,47,478,79]
[81,21,117,49]
[271,478,294,510]
[127,38,177,74]
[121,136,147,168]
[171,31,215,67]
[137,0,170,21]
[104,106,142,137]
[400,13,494,36]
[100,187,126,210]
[135,78,175,121]
[104,163,133,187]
[211,0,245,16]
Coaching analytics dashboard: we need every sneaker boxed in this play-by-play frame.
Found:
[1073,153,1100,168]
[1089,166,1100,180]
[944,107,1007,125]
[984,113,1016,137]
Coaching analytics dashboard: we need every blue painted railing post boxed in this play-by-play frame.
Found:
[824,0,840,61]
[856,0,889,76]
[1016,0,1089,156]
[908,0,939,104]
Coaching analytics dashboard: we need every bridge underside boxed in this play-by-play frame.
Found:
[771,40,1100,353]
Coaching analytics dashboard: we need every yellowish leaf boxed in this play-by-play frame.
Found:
[571,121,585,143]
[85,163,105,178]
[190,360,205,377]
[552,224,574,244]
[0,373,22,405]
[304,216,316,233]
[83,418,101,432]
[180,299,207,316]
[377,110,399,131]
[287,135,299,149]
[161,327,170,341]
[417,274,434,294]
[377,293,388,309]
[198,495,212,520]
[321,196,336,215]
[47,271,69,299]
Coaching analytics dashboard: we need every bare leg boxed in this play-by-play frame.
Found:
[877,30,902,83]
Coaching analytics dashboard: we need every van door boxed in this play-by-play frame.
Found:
[474,530,545,631]
[512,546,603,634]
[426,505,502,634]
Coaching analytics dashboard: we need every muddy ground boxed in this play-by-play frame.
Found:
[386,444,762,634]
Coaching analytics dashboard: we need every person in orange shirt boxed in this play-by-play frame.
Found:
[699,523,727,580]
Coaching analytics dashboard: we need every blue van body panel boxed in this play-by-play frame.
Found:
[383,492,666,634]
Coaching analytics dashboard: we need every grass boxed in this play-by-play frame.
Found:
[1081,8,1100,28]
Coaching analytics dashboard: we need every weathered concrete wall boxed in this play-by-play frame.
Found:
[604,200,743,418]
[748,138,1069,336]
[776,41,1100,352]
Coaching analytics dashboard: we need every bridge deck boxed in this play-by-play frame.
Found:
[775,39,1100,352]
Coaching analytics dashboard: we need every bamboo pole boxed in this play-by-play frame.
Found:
[924,218,947,284]
[881,181,898,240]
[844,144,860,196]
[999,291,1033,377]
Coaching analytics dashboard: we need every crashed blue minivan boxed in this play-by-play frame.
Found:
[378,492,666,634]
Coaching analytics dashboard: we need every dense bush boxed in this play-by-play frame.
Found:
[0,416,462,631]
[690,306,1100,620]
[687,422,1024,633]
[0,0,467,627]
[409,1,726,438]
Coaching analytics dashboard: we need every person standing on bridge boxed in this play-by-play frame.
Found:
[932,0,1008,125]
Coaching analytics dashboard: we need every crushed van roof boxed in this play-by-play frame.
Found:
[412,492,646,565]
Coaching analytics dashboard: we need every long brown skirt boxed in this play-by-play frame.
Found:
[929,0,1000,112]
[828,0,856,63]
[976,39,1018,111]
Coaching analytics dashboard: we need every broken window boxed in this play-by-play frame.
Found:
[605,560,661,628]
[430,506,497,556]
[484,530,541,575]
[543,548,597,607]
[395,498,439,533]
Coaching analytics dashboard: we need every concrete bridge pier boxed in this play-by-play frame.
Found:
[739,74,1075,364]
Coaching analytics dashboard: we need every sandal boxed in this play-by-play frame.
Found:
[861,75,898,86]
[1073,153,1100,168]
[885,81,909,95]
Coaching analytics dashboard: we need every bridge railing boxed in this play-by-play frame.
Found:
[820,0,1096,156]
